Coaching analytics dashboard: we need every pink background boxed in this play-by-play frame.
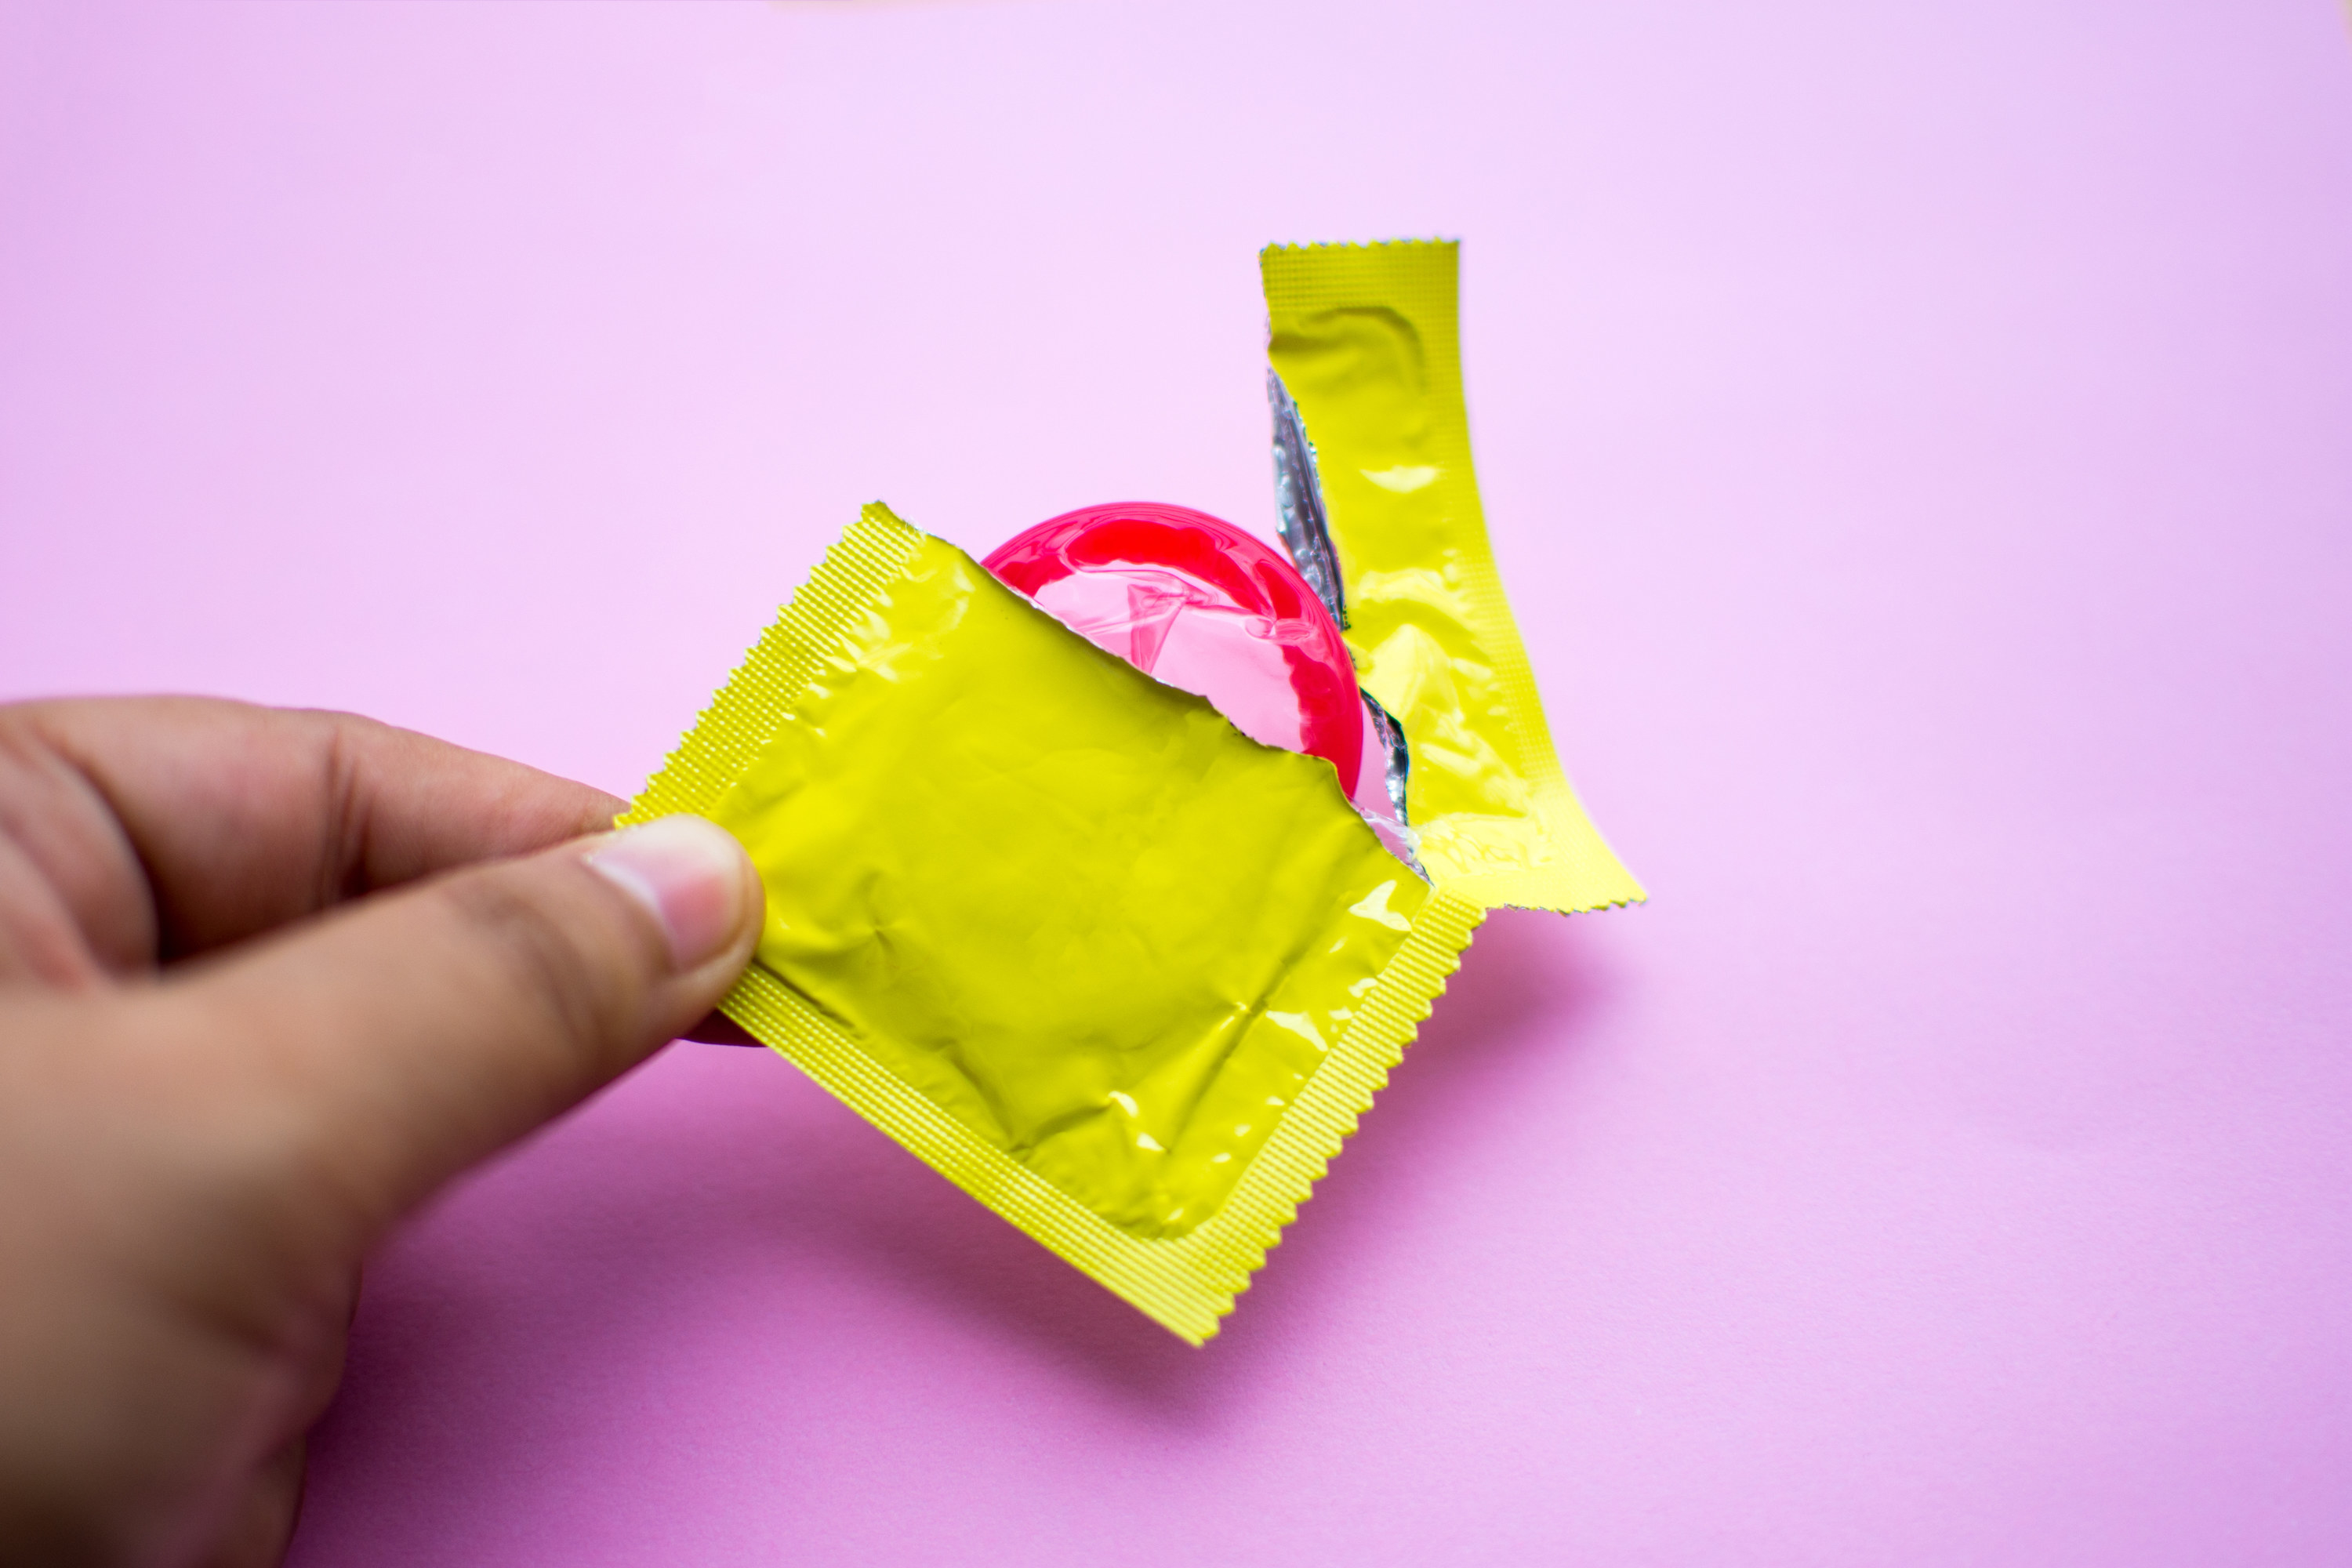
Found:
[5,2,2351,1562]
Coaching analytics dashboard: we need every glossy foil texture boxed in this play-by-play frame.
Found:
[1269,381,1417,836]
[985,502,1367,797]
[1263,239,1644,911]
[704,532,1428,1240]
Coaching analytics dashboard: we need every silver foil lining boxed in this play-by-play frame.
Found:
[1359,689,1425,878]
[1360,689,1411,828]
[1269,368,1423,877]
[1269,371,1348,629]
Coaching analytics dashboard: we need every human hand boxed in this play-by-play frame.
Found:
[0,698,761,1567]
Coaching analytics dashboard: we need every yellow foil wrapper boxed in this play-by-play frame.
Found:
[1264,239,1645,913]
[624,504,1481,1341]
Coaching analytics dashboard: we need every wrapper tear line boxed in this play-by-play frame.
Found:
[624,505,1483,1342]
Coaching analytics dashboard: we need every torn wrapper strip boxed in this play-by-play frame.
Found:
[1264,238,1646,914]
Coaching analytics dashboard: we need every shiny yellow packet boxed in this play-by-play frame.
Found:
[624,503,1480,1341]
[1264,239,1645,913]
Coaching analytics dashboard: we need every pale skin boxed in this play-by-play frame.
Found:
[0,697,763,1567]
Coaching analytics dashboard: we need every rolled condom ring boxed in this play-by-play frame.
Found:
[984,502,1373,806]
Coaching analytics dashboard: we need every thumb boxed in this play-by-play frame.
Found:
[151,813,763,1237]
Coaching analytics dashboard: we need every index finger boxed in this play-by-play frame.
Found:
[6,697,623,967]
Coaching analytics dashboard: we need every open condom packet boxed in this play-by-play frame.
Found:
[625,506,1480,1341]
[622,239,1638,1341]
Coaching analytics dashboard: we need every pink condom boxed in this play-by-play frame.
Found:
[984,501,1367,794]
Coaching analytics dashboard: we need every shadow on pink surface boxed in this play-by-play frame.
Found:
[292,907,1617,1548]
[801,907,1621,1399]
